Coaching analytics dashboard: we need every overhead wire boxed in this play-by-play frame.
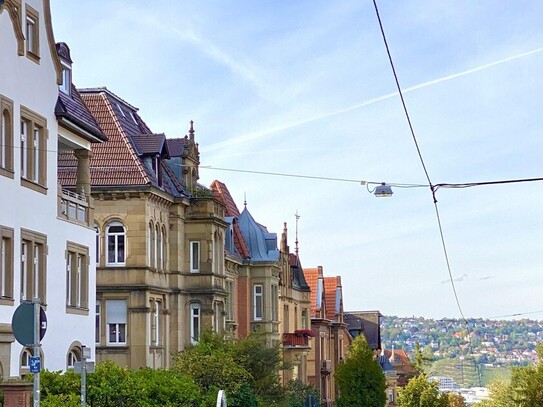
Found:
[371,0,481,385]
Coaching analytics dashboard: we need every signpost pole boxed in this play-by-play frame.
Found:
[33,299,40,407]
[81,346,87,407]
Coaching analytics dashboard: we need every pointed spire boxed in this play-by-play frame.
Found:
[294,210,300,257]
[244,192,247,208]
[189,120,195,140]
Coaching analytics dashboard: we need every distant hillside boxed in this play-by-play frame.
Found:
[380,315,542,386]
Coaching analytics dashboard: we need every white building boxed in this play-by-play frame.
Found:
[0,0,105,378]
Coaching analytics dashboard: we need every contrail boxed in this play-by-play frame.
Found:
[202,47,543,152]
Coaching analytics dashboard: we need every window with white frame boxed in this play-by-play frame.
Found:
[66,242,89,310]
[271,285,278,321]
[254,285,263,320]
[214,301,224,331]
[95,303,101,344]
[155,225,160,269]
[189,241,199,273]
[21,229,46,304]
[150,299,160,346]
[301,309,308,330]
[60,62,71,95]
[95,225,100,265]
[21,348,32,368]
[106,222,125,266]
[190,303,200,344]
[0,226,14,299]
[106,300,127,345]
[67,348,80,369]
[161,227,166,270]
[25,5,39,62]
[148,223,153,267]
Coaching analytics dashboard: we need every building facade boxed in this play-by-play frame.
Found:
[0,0,104,378]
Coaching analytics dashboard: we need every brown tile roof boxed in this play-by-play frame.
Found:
[131,133,169,157]
[167,138,187,157]
[385,349,417,377]
[324,276,342,321]
[210,180,251,259]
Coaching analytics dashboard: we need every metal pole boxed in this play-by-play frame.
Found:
[81,346,86,407]
[33,300,40,407]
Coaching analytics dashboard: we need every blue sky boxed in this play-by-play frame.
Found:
[51,0,543,320]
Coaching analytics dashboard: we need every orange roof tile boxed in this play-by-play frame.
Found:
[324,276,342,321]
[304,267,325,318]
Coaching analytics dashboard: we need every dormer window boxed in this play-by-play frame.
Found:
[60,62,71,95]
[116,103,125,118]
[151,155,162,186]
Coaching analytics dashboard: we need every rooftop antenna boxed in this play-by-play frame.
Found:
[294,210,300,257]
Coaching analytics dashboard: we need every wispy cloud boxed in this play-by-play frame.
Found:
[202,47,543,152]
[441,273,468,284]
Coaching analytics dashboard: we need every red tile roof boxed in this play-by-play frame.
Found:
[210,180,251,259]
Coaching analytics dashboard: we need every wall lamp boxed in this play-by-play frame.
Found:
[362,181,394,197]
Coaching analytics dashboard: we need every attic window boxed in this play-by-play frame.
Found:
[60,62,71,95]
[128,111,138,125]
[116,103,125,118]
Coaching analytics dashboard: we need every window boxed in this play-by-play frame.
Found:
[225,280,233,320]
[189,241,199,273]
[155,225,159,269]
[95,226,100,265]
[106,300,127,345]
[67,348,80,369]
[253,285,263,320]
[106,221,125,266]
[60,62,71,95]
[0,226,14,300]
[148,223,154,267]
[283,305,289,332]
[66,242,89,311]
[20,106,47,193]
[161,227,166,270]
[152,155,162,186]
[301,309,308,330]
[95,303,101,344]
[190,303,200,344]
[25,5,39,62]
[0,95,14,176]
[271,285,278,321]
[150,300,160,346]
[21,348,32,369]
[21,229,46,304]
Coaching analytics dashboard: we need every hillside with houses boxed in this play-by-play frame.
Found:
[382,316,542,367]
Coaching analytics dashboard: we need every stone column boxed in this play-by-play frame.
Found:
[74,149,92,199]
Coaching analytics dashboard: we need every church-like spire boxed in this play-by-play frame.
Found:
[294,210,300,257]
[189,120,195,140]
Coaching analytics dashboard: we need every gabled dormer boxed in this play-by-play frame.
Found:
[130,133,170,188]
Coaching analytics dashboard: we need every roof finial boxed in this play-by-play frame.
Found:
[244,192,247,207]
[294,210,300,257]
[189,120,195,140]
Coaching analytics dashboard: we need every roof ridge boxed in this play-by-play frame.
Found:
[101,93,151,184]
[79,87,139,111]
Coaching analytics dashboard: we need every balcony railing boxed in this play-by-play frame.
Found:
[58,188,90,226]
[282,332,311,349]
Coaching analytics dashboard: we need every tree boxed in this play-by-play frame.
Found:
[413,341,433,375]
[335,334,386,407]
[446,392,466,407]
[397,374,449,407]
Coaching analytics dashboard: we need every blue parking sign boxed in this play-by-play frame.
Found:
[29,356,40,373]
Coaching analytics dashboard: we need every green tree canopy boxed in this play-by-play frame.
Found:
[397,374,449,407]
[335,334,386,407]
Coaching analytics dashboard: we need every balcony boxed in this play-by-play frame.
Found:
[282,332,312,349]
[58,187,91,226]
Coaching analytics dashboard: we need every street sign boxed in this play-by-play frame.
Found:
[12,302,47,346]
[74,361,95,374]
[29,356,40,373]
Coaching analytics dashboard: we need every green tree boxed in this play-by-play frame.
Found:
[397,374,449,407]
[477,380,513,407]
[335,334,386,407]
[446,392,466,407]
[413,341,433,375]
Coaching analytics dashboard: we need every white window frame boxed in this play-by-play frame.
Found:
[95,303,101,344]
[106,222,125,266]
[254,284,263,321]
[190,303,200,344]
[67,349,79,369]
[60,62,71,95]
[106,300,127,346]
[95,226,100,265]
[226,280,233,320]
[151,300,160,346]
[155,225,159,269]
[20,120,27,179]
[189,241,200,273]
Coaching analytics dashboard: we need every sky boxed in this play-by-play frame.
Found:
[50,0,543,320]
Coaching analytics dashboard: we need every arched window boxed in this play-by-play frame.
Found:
[95,225,100,265]
[155,225,159,269]
[190,303,200,344]
[67,347,81,369]
[161,226,167,270]
[106,221,125,266]
[148,222,154,267]
[20,348,31,368]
